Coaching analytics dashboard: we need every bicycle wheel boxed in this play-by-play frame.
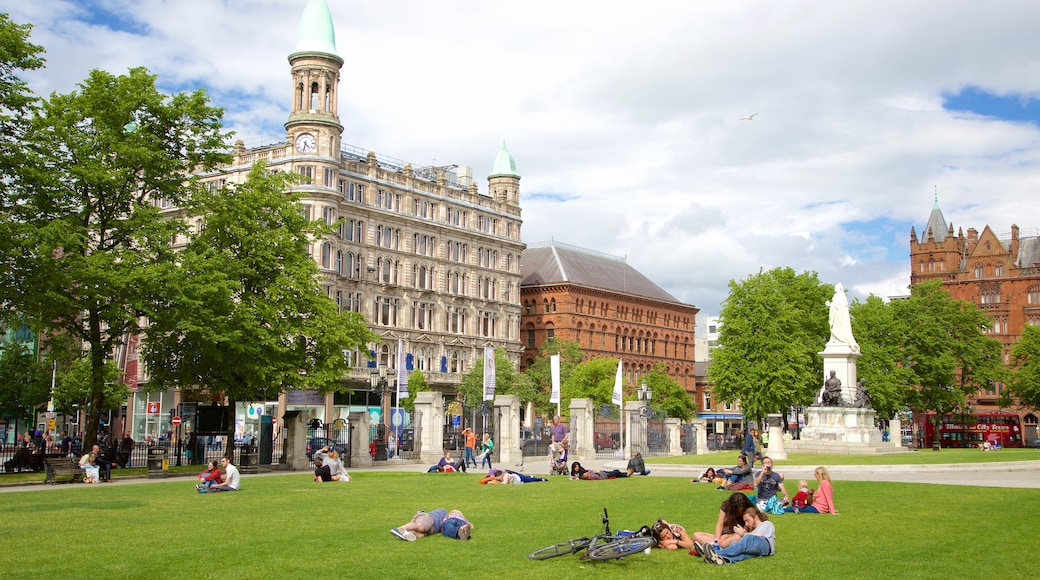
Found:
[583,536,655,561]
[528,537,592,560]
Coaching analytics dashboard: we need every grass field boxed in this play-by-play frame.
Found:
[1,461,1036,579]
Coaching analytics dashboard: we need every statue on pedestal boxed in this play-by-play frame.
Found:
[815,370,843,407]
[827,283,860,353]
[852,378,871,409]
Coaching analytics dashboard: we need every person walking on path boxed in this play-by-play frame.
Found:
[479,433,494,470]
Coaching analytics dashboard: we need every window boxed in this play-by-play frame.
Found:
[974,263,983,278]
[322,206,335,225]
[526,329,535,348]
[449,350,463,373]
[377,189,399,211]
[299,204,312,221]
[323,168,336,187]
[447,241,467,263]
[342,182,364,203]
[478,277,497,300]
[341,219,363,242]
[1028,286,1040,305]
[344,292,362,313]
[375,297,399,326]
[377,257,399,284]
[345,252,362,279]
[320,242,332,269]
[297,165,314,181]
[413,301,434,330]
[413,199,432,218]
[413,265,433,290]
[480,311,497,337]
[376,226,400,250]
[446,307,467,334]
[995,263,1005,277]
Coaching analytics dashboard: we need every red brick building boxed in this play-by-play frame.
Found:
[519,241,699,394]
[909,199,1040,441]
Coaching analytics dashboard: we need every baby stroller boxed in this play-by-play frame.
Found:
[549,441,569,476]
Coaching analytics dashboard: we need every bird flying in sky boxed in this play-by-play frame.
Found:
[740,113,758,121]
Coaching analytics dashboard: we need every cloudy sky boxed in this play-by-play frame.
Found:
[8,0,1040,325]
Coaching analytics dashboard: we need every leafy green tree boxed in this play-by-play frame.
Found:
[1009,324,1040,410]
[0,340,50,425]
[849,295,917,419]
[400,370,430,413]
[459,348,527,407]
[53,356,126,419]
[708,268,831,423]
[895,280,1005,447]
[141,163,376,454]
[0,14,44,181]
[521,338,584,416]
[643,364,696,421]
[0,67,228,449]
[563,356,621,409]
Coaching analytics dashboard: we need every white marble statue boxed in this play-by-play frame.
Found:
[827,283,859,352]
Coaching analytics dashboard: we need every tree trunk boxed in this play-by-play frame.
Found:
[224,398,236,461]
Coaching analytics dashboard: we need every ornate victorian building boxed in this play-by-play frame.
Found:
[153,0,524,430]
[909,198,1040,440]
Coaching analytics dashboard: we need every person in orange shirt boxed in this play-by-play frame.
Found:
[463,427,478,470]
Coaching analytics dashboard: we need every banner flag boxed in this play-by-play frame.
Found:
[612,359,623,406]
[483,346,496,401]
[550,354,561,404]
[396,339,409,399]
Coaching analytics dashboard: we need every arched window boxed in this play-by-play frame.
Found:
[320,242,332,269]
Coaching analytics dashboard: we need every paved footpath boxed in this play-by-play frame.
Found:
[2,457,1037,492]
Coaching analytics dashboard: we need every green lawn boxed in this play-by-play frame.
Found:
[0,468,1034,579]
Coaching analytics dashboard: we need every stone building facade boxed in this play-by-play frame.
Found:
[152,0,524,431]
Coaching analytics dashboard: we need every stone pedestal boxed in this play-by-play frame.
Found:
[413,391,444,465]
[348,411,372,468]
[692,418,709,455]
[765,413,787,460]
[890,418,902,448]
[665,418,682,456]
[624,401,648,458]
[493,395,521,466]
[569,398,595,462]
[819,341,860,406]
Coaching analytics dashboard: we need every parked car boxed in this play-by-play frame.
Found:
[1026,439,1040,448]
[306,437,347,460]
[594,432,617,451]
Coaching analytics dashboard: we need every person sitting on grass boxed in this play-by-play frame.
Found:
[696,506,775,565]
[313,446,350,482]
[796,466,839,514]
[784,480,814,513]
[392,509,472,541]
[718,455,753,490]
[427,450,459,473]
[651,519,694,551]
[206,457,240,492]
[313,457,334,482]
[196,460,222,491]
[692,492,754,549]
[569,461,627,480]
[626,452,651,476]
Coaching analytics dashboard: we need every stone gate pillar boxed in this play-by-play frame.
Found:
[348,411,372,468]
[569,398,594,462]
[413,391,444,465]
[493,395,521,466]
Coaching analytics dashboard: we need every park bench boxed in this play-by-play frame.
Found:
[44,457,84,484]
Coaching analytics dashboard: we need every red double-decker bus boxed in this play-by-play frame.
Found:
[915,412,1023,448]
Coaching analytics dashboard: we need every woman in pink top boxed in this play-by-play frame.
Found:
[801,466,839,514]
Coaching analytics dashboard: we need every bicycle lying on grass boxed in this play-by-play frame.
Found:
[528,508,656,561]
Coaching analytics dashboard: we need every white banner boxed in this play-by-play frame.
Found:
[396,339,409,399]
[612,359,623,406]
[549,354,561,404]
[483,346,496,401]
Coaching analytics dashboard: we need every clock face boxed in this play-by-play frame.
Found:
[295,133,316,154]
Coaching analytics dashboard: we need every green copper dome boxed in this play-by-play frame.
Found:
[291,0,339,59]
[489,141,520,178]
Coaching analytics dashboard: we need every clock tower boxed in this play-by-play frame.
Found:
[285,0,343,156]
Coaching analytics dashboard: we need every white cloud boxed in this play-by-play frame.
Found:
[9,0,1040,320]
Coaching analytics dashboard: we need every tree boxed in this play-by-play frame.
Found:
[0,14,44,181]
[0,67,228,449]
[849,295,917,419]
[521,338,584,416]
[141,163,377,454]
[708,268,831,423]
[1009,324,1040,410]
[459,348,527,407]
[400,370,430,413]
[895,280,1005,447]
[53,356,125,420]
[0,339,50,426]
[643,364,696,421]
[563,356,621,409]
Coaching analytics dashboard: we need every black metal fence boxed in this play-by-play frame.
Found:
[0,437,285,475]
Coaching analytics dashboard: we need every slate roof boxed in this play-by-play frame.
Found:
[1018,236,1040,268]
[521,241,682,304]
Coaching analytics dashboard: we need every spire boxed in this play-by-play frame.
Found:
[924,190,947,243]
[291,0,340,61]
[489,141,520,178]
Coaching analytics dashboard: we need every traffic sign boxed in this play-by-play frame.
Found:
[171,416,182,426]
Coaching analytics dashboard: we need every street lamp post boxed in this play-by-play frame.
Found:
[370,365,389,461]
[637,380,652,453]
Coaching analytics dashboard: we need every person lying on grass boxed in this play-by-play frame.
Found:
[694,506,775,565]
[569,461,627,480]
